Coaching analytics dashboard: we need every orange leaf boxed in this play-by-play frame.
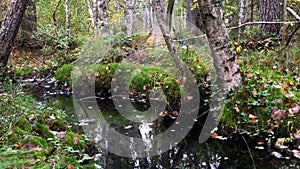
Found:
[282,82,289,89]
[16,141,24,149]
[257,141,264,145]
[211,132,218,138]
[251,118,258,124]
[67,164,74,169]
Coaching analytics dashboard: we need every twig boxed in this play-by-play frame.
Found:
[228,21,300,30]
[172,34,207,42]
[242,136,256,169]
[286,24,300,46]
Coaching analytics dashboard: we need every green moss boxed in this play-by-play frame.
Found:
[23,136,48,149]
[221,47,300,136]
[15,117,32,132]
[14,65,34,78]
[5,129,23,145]
[33,119,55,138]
[55,64,74,85]
[65,132,87,151]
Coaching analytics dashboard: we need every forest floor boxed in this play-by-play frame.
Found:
[0,35,299,168]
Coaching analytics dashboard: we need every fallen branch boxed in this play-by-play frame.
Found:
[287,7,300,21]
[228,21,300,30]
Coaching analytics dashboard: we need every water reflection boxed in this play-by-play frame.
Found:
[51,96,300,169]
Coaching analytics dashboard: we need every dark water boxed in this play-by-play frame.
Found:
[50,96,300,169]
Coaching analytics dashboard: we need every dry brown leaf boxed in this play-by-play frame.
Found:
[271,110,287,121]
[67,164,74,169]
[289,103,300,115]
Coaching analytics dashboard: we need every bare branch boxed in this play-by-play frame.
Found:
[52,0,62,27]
[228,21,300,30]
[287,7,300,21]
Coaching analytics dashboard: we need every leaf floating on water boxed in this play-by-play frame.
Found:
[255,146,264,150]
[211,133,227,140]
[271,151,290,159]
[271,151,283,158]
[186,96,194,100]
[257,141,264,145]
[292,150,300,159]
[124,125,133,129]
[211,132,218,138]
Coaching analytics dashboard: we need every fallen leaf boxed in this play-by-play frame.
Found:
[247,73,253,78]
[271,110,287,121]
[56,131,66,139]
[255,146,264,150]
[16,141,25,149]
[67,164,74,169]
[271,151,283,158]
[251,118,258,124]
[289,103,300,115]
[49,114,56,120]
[22,142,38,149]
[184,96,193,101]
[274,84,281,89]
[214,136,227,140]
[276,99,283,104]
[285,93,295,98]
[257,141,264,145]
[252,89,257,95]
[292,150,300,159]
[249,114,257,119]
[211,132,218,138]
[293,130,300,139]
[73,137,79,144]
[282,82,289,89]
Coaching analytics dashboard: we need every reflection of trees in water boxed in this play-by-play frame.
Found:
[72,99,299,168]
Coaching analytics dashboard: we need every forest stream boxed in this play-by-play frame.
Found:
[44,94,300,169]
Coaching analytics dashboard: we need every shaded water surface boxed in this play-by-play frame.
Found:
[50,96,300,169]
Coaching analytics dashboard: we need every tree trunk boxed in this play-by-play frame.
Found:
[153,0,186,74]
[166,0,175,30]
[124,0,136,35]
[0,0,29,78]
[259,0,280,34]
[186,0,197,29]
[238,0,250,41]
[20,0,37,43]
[197,0,241,91]
[87,0,110,35]
[65,0,70,48]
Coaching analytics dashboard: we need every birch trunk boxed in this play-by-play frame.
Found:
[124,0,136,35]
[0,0,29,77]
[87,0,110,35]
[197,0,241,90]
[65,0,70,47]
